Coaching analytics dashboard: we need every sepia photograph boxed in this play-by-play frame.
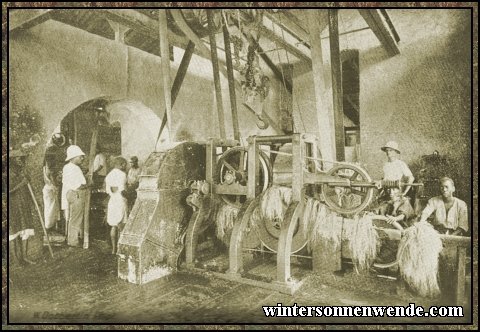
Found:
[3,2,477,328]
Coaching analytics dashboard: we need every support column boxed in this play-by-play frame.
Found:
[159,9,173,141]
[307,10,335,166]
[328,9,345,162]
[223,24,240,141]
[107,19,131,43]
[157,41,196,140]
[207,10,226,139]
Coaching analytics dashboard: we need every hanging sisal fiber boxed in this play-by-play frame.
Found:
[215,203,240,243]
[348,213,379,272]
[259,185,293,225]
[249,198,263,229]
[299,198,341,251]
[301,197,316,238]
[397,222,443,297]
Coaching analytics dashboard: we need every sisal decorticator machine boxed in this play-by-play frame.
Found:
[182,133,423,293]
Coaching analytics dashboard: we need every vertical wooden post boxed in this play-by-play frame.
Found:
[205,138,216,192]
[207,10,226,139]
[223,24,240,141]
[159,9,173,142]
[328,9,345,162]
[455,246,466,305]
[83,123,98,249]
[291,133,302,202]
[157,41,196,141]
[247,136,259,199]
[307,10,335,166]
[106,19,130,43]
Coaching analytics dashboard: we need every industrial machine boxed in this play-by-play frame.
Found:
[115,132,469,306]
[117,142,205,284]
[182,133,423,293]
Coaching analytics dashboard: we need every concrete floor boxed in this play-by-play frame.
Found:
[8,240,471,325]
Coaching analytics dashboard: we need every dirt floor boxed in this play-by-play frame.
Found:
[7,240,472,325]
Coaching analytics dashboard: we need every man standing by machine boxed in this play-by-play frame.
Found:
[62,145,88,247]
[105,157,128,254]
[126,156,140,213]
[43,133,66,232]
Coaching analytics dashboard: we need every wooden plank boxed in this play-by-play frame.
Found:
[455,247,466,306]
[159,10,173,141]
[358,9,400,57]
[9,9,52,32]
[259,26,311,63]
[170,9,233,85]
[328,9,346,162]
[306,10,336,166]
[83,125,99,249]
[278,11,311,47]
[207,10,226,139]
[380,9,400,43]
[98,9,189,49]
[247,137,259,199]
[265,11,310,49]
[106,19,130,43]
[291,134,302,201]
[157,41,195,143]
[223,25,240,141]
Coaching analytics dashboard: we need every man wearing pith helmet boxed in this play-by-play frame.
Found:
[61,145,87,247]
[380,141,415,197]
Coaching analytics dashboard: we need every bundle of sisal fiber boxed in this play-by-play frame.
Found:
[310,203,341,250]
[301,197,316,238]
[249,197,263,229]
[215,203,240,243]
[260,185,293,225]
[348,213,379,273]
[398,222,443,297]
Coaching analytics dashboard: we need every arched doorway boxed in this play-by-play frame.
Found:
[43,97,163,245]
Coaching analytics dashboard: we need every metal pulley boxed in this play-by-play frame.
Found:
[216,146,272,207]
[321,164,423,215]
[321,164,375,215]
[186,180,210,211]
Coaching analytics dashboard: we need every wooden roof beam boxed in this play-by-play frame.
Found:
[96,9,190,50]
[358,9,400,57]
[264,11,310,49]
[9,9,53,33]
[258,25,311,64]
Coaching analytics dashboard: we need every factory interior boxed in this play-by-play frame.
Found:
[5,6,476,326]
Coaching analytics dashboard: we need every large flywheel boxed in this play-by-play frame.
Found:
[254,200,308,254]
[238,196,308,254]
[322,164,375,215]
[216,146,273,207]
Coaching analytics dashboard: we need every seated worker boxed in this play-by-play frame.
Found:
[377,141,415,199]
[372,187,415,290]
[419,177,468,236]
[377,187,415,229]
